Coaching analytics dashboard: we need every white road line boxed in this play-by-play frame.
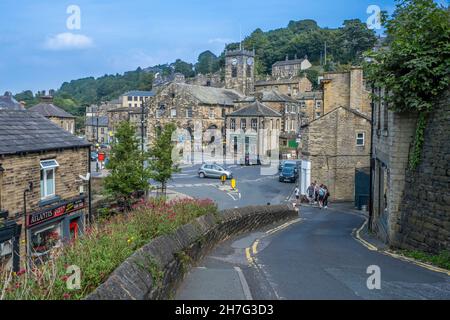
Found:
[227,193,237,201]
[234,266,253,300]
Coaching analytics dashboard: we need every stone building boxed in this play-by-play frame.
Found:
[224,49,255,96]
[370,88,450,253]
[186,72,223,88]
[0,110,90,271]
[120,90,155,108]
[297,91,324,122]
[322,67,371,116]
[29,96,76,134]
[107,106,148,145]
[147,82,245,145]
[254,76,313,98]
[272,55,312,78]
[85,116,109,144]
[300,106,371,201]
[225,101,281,165]
[0,92,25,110]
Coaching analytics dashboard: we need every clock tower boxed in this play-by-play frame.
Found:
[225,49,255,96]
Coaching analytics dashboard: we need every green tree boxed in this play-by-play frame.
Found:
[148,123,180,196]
[365,0,450,169]
[172,59,195,78]
[337,19,377,64]
[104,121,152,210]
[195,51,220,75]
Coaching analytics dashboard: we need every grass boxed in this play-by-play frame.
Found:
[399,250,450,271]
[0,198,217,300]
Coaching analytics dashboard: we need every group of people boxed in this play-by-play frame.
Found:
[306,182,330,209]
[293,181,330,209]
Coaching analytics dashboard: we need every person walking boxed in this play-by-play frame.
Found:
[323,185,330,209]
[318,184,326,209]
[314,182,320,204]
[306,183,315,205]
[294,186,300,206]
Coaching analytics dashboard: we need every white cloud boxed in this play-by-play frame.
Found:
[44,32,93,50]
[208,38,234,45]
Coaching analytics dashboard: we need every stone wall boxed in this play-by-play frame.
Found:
[396,92,450,253]
[87,204,297,300]
[48,117,75,135]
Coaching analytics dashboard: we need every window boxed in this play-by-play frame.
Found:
[221,109,226,118]
[300,101,306,109]
[0,240,13,269]
[129,103,132,108]
[230,118,236,130]
[316,112,321,118]
[356,132,365,146]
[128,96,132,101]
[40,160,59,199]
[157,104,166,118]
[171,109,177,118]
[134,96,138,101]
[232,66,238,78]
[251,119,258,130]
[209,108,215,119]
[316,100,322,109]
[186,107,193,118]
[247,65,252,77]
[241,119,247,131]
[30,223,62,257]
[101,127,105,134]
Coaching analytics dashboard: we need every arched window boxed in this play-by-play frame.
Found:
[232,66,238,78]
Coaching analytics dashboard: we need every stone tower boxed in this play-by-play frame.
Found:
[225,49,255,96]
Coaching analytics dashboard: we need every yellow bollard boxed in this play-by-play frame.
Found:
[231,179,236,190]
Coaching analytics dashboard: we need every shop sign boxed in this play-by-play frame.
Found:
[28,197,86,228]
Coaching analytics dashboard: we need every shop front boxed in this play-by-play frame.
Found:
[26,196,86,263]
[0,210,22,272]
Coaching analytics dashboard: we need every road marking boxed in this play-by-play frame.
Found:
[227,193,237,201]
[266,218,302,235]
[234,266,253,300]
[245,247,254,265]
[238,193,242,199]
[252,240,259,255]
[354,218,450,276]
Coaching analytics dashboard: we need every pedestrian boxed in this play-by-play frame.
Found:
[306,183,315,205]
[294,186,300,206]
[323,185,330,209]
[314,182,320,204]
[318,184,326,208]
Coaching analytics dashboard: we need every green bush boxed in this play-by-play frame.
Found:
[400,250,450,270]
[0,198,216,300]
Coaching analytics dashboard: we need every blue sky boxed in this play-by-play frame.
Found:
[0,0,401,94]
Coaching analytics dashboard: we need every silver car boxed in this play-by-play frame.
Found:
[198,164,233,179]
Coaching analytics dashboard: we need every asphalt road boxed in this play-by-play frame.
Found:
[167,164,295,210]
[176,205,450,300]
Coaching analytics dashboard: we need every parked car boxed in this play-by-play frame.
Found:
[198,164,233,179]
[279,166,298,183]
[279,160,298,172]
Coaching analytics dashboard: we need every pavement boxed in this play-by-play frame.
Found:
[176,204,450,300]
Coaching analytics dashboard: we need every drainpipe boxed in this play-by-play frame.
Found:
[88,148,92,225]
[23,181,33,270]
[368,84,376,231]
[0,163,4,210]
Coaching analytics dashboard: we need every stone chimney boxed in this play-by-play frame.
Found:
[40,95,54,104]
[254,91,264,102]
[3,91,12,97]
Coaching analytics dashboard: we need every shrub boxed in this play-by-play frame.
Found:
[0,198,217,300]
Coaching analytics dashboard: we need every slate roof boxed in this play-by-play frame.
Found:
[29,103,75,119]
[297,91,323,100]
[0,95,24,110]
[85,116,109,127]
[273,58,305,67]
[229,101,282,118]
[0,110,90,155]
[261,90,297,103]
[175,83,245,106]
[122,90,155,97]
[301,106,371,128]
